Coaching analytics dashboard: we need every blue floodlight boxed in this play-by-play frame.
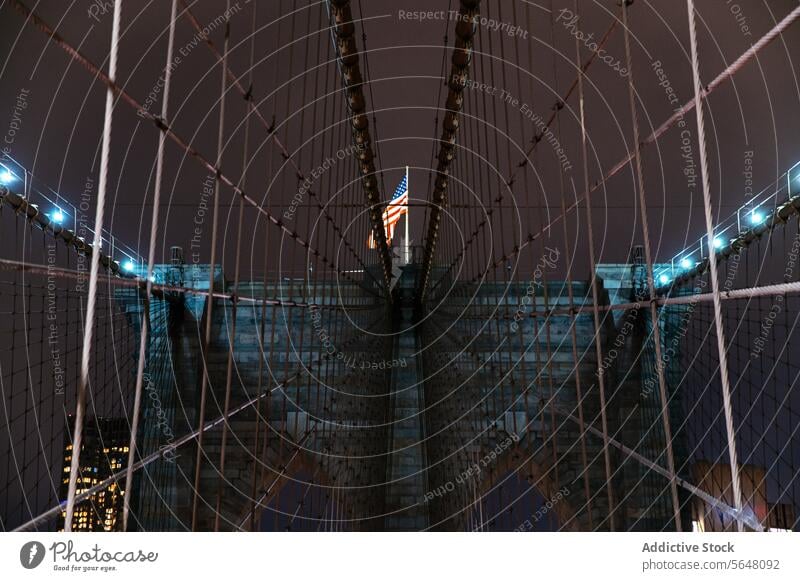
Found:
[750,210,765,225]
[51,209,65,224]
[713,236,724,249]
[123,260,135,272]
[0,169,14,184]
[680,257,693,270]
[658,273,670,285]
[789,161,800,198]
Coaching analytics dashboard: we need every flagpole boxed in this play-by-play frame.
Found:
[405,165,410,264]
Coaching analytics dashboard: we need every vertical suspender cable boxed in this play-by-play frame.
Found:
[247,0,265,533]
[65,0,123,533]
[215,0,258,531]
[327,0,393,291]
[546,0,592,528]
[620,0,682,531]
[123,0,178,531]
[685,0,745,531]
[418,0,481,300]
[571,0,616,530]
[192,0,231,531]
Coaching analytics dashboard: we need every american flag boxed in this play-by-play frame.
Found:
[368,174,408,248]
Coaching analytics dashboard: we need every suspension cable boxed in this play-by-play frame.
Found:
[64,0,122,533]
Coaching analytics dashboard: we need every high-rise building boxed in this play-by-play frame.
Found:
[57,416,129,532]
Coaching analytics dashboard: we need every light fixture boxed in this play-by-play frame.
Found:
[658,273,670,285]
[750,210,765,225]
[789,161,800,198]
[0,169,14,184]
[51,209,65,224]
[713,236,724,249]
[123,260,135,272]
[680,257,693,270]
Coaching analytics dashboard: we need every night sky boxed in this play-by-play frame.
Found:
[1,0,798,282]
